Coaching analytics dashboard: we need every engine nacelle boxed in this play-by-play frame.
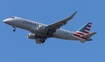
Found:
[27,33,35,39]
[37,25,46,31]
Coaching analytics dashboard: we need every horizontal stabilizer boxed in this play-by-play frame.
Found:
[82,32,97,38]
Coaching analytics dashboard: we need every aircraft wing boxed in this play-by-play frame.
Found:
[35,11,77,40]
[47,11,77,30]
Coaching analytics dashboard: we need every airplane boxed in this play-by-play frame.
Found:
[3,11,96,44]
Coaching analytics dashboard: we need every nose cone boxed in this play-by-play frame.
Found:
[3,19,9,23]
[3,18,13,24]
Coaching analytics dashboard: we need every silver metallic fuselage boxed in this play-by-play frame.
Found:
[3,17,80,41]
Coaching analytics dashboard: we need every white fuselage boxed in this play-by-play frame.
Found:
[3,17,81,41]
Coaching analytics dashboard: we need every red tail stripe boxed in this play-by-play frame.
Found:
[74,22,92,40]
[74,34,81,37]
[85,30,89,32]
[74,34,87,40]
[76,32,84,35]
[86,28,90,30]
[87,27,91,29]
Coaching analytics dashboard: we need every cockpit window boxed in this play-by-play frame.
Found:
[11,16,15,19]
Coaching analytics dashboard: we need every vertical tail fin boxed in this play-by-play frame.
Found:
[78,22,92,34]
[74,22,96,43]
[74,22,92,40]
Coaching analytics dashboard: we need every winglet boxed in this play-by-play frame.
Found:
[65,11,77,21]
[69,11,77,19]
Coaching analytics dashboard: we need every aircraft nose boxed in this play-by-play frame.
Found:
[3,18,12,24]
[3,19,8,23]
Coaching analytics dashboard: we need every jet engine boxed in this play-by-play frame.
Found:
[27,33,46,44]
[27,33,35,39]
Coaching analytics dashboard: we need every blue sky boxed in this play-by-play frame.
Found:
[0,0,105,62]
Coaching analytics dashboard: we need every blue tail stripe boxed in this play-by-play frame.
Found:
[79,24,89,32]
[78,22,91,33]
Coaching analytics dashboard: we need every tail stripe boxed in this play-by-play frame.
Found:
[84,30,89,34]
[75,32,84,35]
[84,22,92,34]
[84,31,89,34]
[80,22,92,34]
[74,31,87,40]
[74,22,92,40]
[86,27,90,30]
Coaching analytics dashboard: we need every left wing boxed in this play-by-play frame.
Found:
[47,11,77,30]
[33,11,77,44]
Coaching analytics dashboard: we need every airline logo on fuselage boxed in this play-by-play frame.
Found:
[23,20,39,26]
